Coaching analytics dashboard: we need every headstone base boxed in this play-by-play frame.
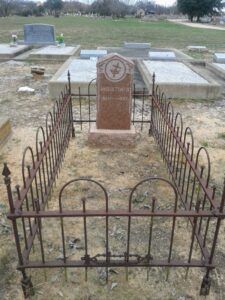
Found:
[88,124,136,147]
[0,118,11,146]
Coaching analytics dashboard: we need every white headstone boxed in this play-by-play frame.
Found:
[213,53,225,64]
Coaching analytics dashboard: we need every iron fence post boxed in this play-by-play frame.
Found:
[67,71,75,138]
[2,163,34,298]
[149,73,155,136]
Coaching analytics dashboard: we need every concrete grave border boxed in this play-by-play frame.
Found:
[0,44,31,61]
[206,62,225,80]
[29,45,81,61]
[48,57,97,99]
[137,59,221,100]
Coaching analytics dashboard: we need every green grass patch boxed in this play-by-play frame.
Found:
[218,132,225,140]
[0,16,225,49]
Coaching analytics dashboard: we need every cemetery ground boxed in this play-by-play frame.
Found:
[0,60,225,299]
[0,17,225,300]
[1,16,225,50]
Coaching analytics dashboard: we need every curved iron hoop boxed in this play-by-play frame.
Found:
[88,78,96,91]
[195,147,211,187]
[174,113,184,140]
[35,126,46,160]
[22,146,35,188]
[183,127,194,160]
[45,111,54,138]
[166,101,174,121]
[128,177,178,212]
[58,178,109,212]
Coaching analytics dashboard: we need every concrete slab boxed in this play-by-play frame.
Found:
[0,44,30,59]
[149,51,176,61]
[213,53,225,63]
[187,46,208,52]
[0,118,11,146]
[88,124,136,147]
[137,60,221,99]
[207,62,225,80]
[124,42,151,49]
[48,58,97,98]
[80,49,107,59]
[29,45,80,61]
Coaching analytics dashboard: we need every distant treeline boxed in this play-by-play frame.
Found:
[0,0,177,18]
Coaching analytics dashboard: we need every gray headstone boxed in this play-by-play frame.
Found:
[124,42,151,49]
[24,24,55,45]
[213,53,225,63]
[187,46,208,52]
[80,49,107,59]
[149,51,176,61]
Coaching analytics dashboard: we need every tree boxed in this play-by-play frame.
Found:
[177,0,224,22]
[44,0,63,17]
[90,0,128,18]
[0,0,15,17]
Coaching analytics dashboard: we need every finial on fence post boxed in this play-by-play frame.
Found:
[67,70,71,95]
[2,163,14,213]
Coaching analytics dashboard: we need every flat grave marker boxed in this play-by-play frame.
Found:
[148,51,176,61]
[80,49,107,59]
[124,42,151,49]
[187,45,208,52]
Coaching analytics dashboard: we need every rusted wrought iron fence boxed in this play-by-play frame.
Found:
[2,74,225,298]
[70,76,151,132]
[2,83,74,297]
[150,75,225,295]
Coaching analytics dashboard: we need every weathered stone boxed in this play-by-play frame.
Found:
[213,53,225,63]
[137,60,221,99]
[148,51,176,61]
[124,42,151,49]
[89,53,136,147]
[29,45,80,61]
[24,24,55,45]
[0,44,30,59]
[80,49,107,59]
[48,58,97,98]
[96,53,134,130]
[187,46,208,52]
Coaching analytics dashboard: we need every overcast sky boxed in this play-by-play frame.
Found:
[154,0,176,6]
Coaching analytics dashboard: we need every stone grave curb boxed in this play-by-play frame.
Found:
[29,45,81,61]
[137,59,221,100]
[48,57,96,99]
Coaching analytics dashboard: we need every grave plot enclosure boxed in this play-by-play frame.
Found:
[3,75,225,298]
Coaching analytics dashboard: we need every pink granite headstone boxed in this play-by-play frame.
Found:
[96,53,134,130]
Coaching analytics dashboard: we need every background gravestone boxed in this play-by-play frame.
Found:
[24,24,55,45]
[96,53,134,130]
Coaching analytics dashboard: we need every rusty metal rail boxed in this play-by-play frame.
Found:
[69,76,151,132]
[2,82,74,297]
[3,74,225,298]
